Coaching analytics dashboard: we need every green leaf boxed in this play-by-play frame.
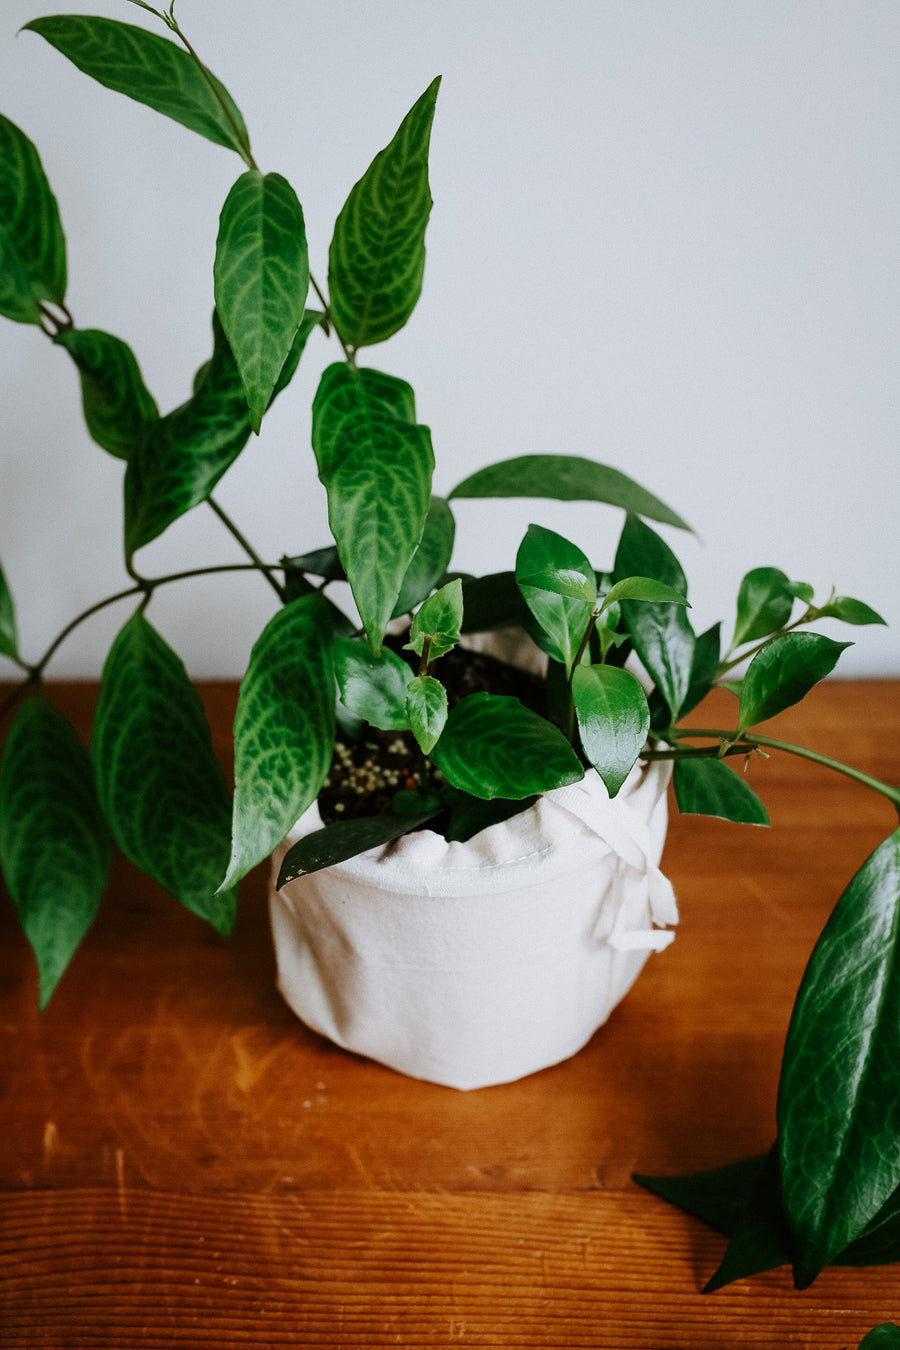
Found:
[223,594,335,891]
[0,558,19,660]
[673,756,770,826]
[214,170,308,433]
[572,664,650,798]
[405,674,448,754]
[333,637,412,731]
[312,363,434,653]
[430,693,584,800]
[730,567,798,650]
[91,610,236,933]
[124,310,252,555]
[459,571,532,633]
[277,808,439,886]
[736,632,851,736]
[328,76,440,349]
[634,1153,774,1248]
[515,525,596,676]
[0,113,66,323]
[444,792,537,844]
[702,1148,795,1293]
[678,622,721,721]
[404,577,463,662]
[393,495,456,618]
[814,595,887,626]
[449,455,691,532]
[54,328,159,460]
[859,1326,900,1349]
[601,575,689,612]
[23,15,251,160]
[614,515,695,722]
[777,828,900,1287]
[0,697,110,1007]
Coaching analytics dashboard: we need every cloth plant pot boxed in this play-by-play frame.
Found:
[269,758,677,1091]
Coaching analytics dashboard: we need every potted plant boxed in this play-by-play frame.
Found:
[1,2,898,1295]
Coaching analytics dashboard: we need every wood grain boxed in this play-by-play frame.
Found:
[1,679,899,1346]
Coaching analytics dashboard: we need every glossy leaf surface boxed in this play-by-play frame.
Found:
[614,515,695,722]
[405,577,463,662]
[0,559,18,660]
[91,610,236,933]
[223,595,335,890]
[515,525,595,675]
[23,16,251,159]
[431,694,583,800]
[312,363,434,653]
[450,454,691,531]
[736,632,851,735]
[124,312,251,555]
[815,596,887,626]
[572,664,650,797]
[55,328,159,460]
[0,112,66,323]
[333,637,411,731]
[214,170,308,432]
[601,575,689,611]
[777,828,900,1286]
[731,567,798,649]
[673,755,770,825]
[0,697,110,1007]
[328,77,439,348]
[405,674,447,754]
[393,495,456,618]
[277,808,439,886]
[859,1327,900,1348]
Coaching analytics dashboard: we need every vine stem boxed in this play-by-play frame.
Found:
[667,727,900,813]
[0,562,284,721]
[206,495,285,600]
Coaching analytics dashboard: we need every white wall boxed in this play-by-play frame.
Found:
[1,0,897,679]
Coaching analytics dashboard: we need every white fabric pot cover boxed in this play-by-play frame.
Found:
[269,758,677,1091]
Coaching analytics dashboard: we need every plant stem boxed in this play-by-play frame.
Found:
[206,495,285,600]
[668,727,900,813]
[0,562,282,718]
[718,612,814,676]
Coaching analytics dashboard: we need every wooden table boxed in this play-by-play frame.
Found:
[1,680,899,1347]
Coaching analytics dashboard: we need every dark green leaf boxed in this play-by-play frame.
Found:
[91,610,236,933]
[777,828,900,1287]
[23,15,251,160]
[0,696,110,1006]
[737,632,851,735]
[673,756,770,826]
[730,567,797,650]
[678,623,721,721]
[333,636,411,731]
[328,76,440,348]
[0,113,66,323]
[281,545,345,583]
[0,558,19,660]
[858,1326,900,1349]
[54,328,159,460]
[214,170,308,432]
[572,664,650,798]
[223,594,335,890]
[460,571,532,633]
[277,807,439,886]
[444,792,537,843]
[515,525,595,676]
[431,694,583,800]
[312,363,434,653]
[405,577,463,662]
[703,1148,795,1293]
[614,515,695,722]
[814,596,887,627]
[393,495,456,618]
[124,310,251,556]
[634,1153,771,1243]
[449,454,691,531]
[405,674,447,754]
